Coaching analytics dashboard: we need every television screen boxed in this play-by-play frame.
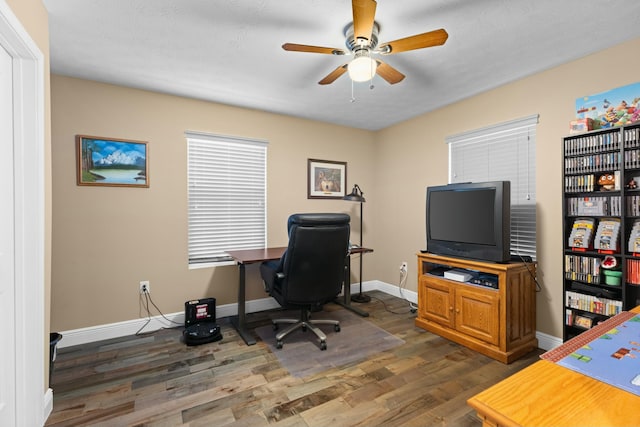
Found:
[426,181,510,263]
[429,188,496,245]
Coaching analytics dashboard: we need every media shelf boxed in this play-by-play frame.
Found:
[416,253,537,364]
[562,123,640,341]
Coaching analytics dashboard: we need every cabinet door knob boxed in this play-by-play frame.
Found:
[449,306,453,311]
[455,308,460,314]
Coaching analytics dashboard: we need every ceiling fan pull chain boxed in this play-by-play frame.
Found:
[351,79,356,103]
[369,58,375,90]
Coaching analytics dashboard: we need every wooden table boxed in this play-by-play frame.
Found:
[467,306,640,427]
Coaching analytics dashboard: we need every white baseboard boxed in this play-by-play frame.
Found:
[364,279,418,304]
[57,280,560,351]
[44,388,53,421]
[535,330,563,352]
[57,296,281,349]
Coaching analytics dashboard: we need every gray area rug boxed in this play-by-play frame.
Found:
[255,309,405,378]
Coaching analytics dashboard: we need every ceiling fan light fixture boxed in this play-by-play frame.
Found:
[283,3,447,86]
[348,52,377,82]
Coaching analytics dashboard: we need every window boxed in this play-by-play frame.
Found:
[446,114,538,260]
[186,131,267,267]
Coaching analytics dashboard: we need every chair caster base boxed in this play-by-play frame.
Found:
[271,311,340,351]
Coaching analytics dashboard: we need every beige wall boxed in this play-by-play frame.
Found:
[6,0,52,387]
[50,34,640,339]
[372,37,640,338]
[50,76,374,330]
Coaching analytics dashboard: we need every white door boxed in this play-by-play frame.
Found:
[0,43,15,425]
[0,3,45,424]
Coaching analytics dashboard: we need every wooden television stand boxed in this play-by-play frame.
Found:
[415,253,538,363]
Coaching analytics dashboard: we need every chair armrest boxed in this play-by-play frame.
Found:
[260,260,283,294]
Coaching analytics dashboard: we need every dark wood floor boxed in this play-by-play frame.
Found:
[46,291,543,426]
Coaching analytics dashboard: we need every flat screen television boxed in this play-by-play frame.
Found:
[426,181,511,263]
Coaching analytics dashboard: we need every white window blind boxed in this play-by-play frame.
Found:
[186,131,267,266]
[446,114,538,260]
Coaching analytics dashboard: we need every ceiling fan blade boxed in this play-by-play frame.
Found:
[375,60,405,84]
[378,28,448,55]
[282,43,346,55]
[352,0,377,43]
[318,64,348,85]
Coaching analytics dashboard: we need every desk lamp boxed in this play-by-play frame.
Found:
[343,184,370,303]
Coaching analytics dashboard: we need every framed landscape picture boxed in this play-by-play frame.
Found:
[307,158,346,199]
[76,135,149,188]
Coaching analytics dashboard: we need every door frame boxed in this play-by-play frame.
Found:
[0,2,46,425]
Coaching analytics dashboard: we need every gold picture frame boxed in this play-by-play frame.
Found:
[76,135,149,188]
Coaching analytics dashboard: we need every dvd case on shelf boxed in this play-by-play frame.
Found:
[593,218,621,251]
[568,217,595,249]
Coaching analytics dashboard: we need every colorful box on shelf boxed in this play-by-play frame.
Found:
[573,313,597,329]
[628,219,640,252]
[569,118,597,134]
[594,218,621,252]
[568,217,595,250]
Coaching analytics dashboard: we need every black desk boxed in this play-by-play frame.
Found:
[227,246,374,345]
[227,247,286,346]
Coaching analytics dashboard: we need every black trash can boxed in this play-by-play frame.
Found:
[49,332,62,384]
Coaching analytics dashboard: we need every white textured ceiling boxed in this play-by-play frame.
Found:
[43,0,640,131]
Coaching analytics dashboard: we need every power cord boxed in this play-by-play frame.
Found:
[371,263,417,315]
[136,289,183,336]
[398,263,418,313]
[371,295,413,315]
[512,253,542,292]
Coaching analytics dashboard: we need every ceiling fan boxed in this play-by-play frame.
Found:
[282,0,448,85]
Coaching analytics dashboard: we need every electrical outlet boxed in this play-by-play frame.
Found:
[400,262,408,273]
[139,280,150,294]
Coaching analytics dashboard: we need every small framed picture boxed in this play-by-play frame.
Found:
[307,159,346,199]
[76,135,149,188]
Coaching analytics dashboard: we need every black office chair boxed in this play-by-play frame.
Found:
[260,213,350,350]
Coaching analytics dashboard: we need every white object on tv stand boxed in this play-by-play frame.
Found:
[444,269,474,282]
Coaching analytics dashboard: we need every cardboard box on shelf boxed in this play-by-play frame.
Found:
[569,118,597,134]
